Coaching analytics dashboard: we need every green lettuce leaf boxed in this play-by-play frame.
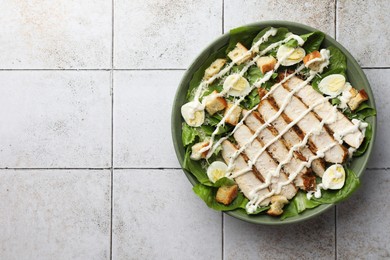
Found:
[283,31,324,53]
[227,26,261,53]
[281,191,321,220]
[282,168,360,219]
[313,168,360,204]
[182,123,198,146]
[353,123,372,157]
[193,179,248,211]
[183,147,212,186]
[327,46,347,72]
[301,31,325,53]
[242,88,260,110]
[252,27,289,52]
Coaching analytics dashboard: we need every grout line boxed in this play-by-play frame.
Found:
[0,69,112,71]
[0,68,187,71]
[222,213,224,260]
[366,167,390,171]
[362,67,390,69]
[334,0,337,40]
[222,0,225,34]
[0,167,112,170]
[110,0,115,259]
[335,206,337,260]
[114,167,182,170]
[113,68,186,71]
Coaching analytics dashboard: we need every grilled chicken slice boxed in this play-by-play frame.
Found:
[270,85,347,163]
[234,125,298,200]
[244,110,316,191]
[283,76,364,148]
[257,98,326,177]
[221,140,271,206]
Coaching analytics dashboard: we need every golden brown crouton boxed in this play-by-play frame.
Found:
[216,185,238,205]
[203,91,227,115]
[224,102,242,126]
[203,59,227,82]
[227,43,252,65]
[348,89,369,111]
[349,87,358,98]
[303,50,321,65]
[267,195,289,216]
[190,141,209,160]
[256,56,277,74]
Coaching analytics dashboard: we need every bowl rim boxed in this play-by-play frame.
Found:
[171,20,377,225]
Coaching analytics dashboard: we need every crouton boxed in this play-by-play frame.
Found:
[256,56,277,74]
[349,87,358,98]
[267,195,288,216]
[224,102,242,126]
[348,89,369,111]
[203,91,227,115]
[190,141,209,160]
[204,59,227,82]
[227,43,252,65]
[216,185,238,205]
[303,50,321,65]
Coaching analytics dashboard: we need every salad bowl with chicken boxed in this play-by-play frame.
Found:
[172,21,376,224]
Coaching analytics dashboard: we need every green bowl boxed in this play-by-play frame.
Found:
[171,21,377,225]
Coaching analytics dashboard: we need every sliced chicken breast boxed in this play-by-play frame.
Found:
[284,76,364,148]
[243,110,316,191]
[269,85,347,163]
[221,140,271,206]
[233,125,298,200]
[257,99,326,177]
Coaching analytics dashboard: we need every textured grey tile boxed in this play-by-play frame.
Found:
[337,0,390,67]
[224,0,335,36]
[365,69,389,168]
[224,209,335,260]
[337,169,390,258]
[0,169,111,260]
[112,169,222,259]
[0,0,111,69]
[113,71,181,168]
[0,71,111,168]
[114,0,222,69]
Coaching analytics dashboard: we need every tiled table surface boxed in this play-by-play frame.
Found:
[0,0,389,259]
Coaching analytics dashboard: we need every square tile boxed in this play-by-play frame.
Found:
[0,169,111,260]
[224,0,335,36]
[114,0,222,69]
[337,0,390,67]
[113,71,181,168]
[224,209,335,259]
[337,169,390,258]
[0,1,112,69]
[0,71,111,168]
[112,169,222,259]
[365,69,389,168]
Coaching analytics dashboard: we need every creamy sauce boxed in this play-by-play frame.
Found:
[200,39,304,158]
[305,49,330,73]
[185,28,366,213]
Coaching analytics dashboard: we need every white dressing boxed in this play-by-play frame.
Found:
[180,27,368,214]
[305,49,330,73]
